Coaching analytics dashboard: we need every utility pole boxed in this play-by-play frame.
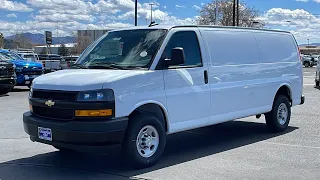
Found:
[149,3,154,23]
[307,38,310,55]
[233,0,236,26]
[135,0,138,26]
[215,0,218,25]
[236,0,239,26]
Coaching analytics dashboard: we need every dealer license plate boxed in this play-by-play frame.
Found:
[38,127,52,141]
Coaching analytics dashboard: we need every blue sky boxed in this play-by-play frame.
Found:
[1,0,320,44]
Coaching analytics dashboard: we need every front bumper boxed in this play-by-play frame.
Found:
[23,111,128,148]
[0,78,15,89]
[15,73,42,85]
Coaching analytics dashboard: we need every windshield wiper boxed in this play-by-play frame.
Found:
[88,62,147,70]
[88,63,127,70]
[71,64,87,69]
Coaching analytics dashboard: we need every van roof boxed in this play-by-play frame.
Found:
[114,25,290,34]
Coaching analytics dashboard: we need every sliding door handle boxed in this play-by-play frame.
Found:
[204,70,208,84]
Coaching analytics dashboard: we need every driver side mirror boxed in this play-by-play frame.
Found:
[165,47,185,67]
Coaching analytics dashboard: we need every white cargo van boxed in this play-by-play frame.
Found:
[23,25,304,168]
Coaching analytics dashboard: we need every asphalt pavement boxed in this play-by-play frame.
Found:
[0,67,319,180]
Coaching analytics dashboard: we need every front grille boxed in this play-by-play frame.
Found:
[23,71,43,75]
[0,69,7,76]
[33,90,78,101]
[33,106,74,120]
[0,67,14,77]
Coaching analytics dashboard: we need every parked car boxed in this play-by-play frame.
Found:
[302,56,316,67]
[0,49,43,88]
[311,55,319,64]
[0,55,16,94]
[60,55,79,69]
[18,53,39,62]
[23,25,304,168]
[316,61,320,86]
[38,54,61,73]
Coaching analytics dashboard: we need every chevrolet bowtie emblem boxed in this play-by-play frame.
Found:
[45,100,55,107]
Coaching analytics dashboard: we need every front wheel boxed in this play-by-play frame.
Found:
[265,95,291,132]
[304,62,310,67]
[0,87,12,95]
[122,113,166,169]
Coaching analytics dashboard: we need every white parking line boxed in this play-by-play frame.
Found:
[263,142,320,149]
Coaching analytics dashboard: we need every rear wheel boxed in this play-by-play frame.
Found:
[316,80,319,87]
[122,113,166,169]
[265,95,291,132]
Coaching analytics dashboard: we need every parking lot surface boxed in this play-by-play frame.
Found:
[0,68,319,180]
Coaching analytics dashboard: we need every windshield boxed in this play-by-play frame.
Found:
[0,51,24,60]
[75,29,167,69]
[23,54,38,62]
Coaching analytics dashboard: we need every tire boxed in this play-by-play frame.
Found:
[304,62,310,67]
[122,113,166,169]
[0,87,11,95]
[316,80,319,87]
[265,95,291,132]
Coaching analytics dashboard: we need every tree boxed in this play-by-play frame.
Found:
[13,33,33,48]
[58,44,69,56]
[197,0,260,27]
[0,33,4,48]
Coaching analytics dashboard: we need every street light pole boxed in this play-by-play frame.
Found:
[149,3,154,23]
[135,0,138,26]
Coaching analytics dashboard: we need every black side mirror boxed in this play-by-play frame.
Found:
[165,47,185,66]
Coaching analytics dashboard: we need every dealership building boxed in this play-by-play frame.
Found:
[299,45,320,55]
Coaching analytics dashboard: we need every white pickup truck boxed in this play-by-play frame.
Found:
[23,25,304,168]
[38,54,61,73]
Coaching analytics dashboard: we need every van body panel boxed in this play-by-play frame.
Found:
[153,27,211,133]
[26,26,303,143]
[199,28,302,126]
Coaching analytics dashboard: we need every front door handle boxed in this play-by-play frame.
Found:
[204,70,208,84]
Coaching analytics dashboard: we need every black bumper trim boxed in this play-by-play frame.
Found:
[0,78,15,88]
[23,111,128,147]
[300,95,305,105]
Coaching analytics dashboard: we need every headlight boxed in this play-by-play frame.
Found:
[15,66,23,72]
[77,89,114,102]
[29,87,33,98]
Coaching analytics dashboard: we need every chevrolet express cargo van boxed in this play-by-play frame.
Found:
[23,25,304,168]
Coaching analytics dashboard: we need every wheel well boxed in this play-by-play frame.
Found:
[275,86,292,105]
[129,103,168,132]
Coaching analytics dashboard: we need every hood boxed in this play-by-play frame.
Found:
[9,60,42,68]
[33,69,150,91]
[0,60,13,66]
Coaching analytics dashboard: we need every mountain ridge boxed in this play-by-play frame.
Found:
[5,33,75,45]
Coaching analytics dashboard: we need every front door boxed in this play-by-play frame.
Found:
[160,29,210,133]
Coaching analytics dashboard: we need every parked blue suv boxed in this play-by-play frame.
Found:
[0,50,43,88]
